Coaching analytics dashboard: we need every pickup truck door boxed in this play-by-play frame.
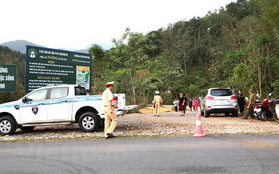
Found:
[19,89,48,123]
[47,87,72,121]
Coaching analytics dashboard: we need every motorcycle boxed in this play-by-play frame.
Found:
[254,93,279,122]
[260,93,275,121]
[253,94,262,120]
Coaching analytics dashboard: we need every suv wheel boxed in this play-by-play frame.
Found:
[204,109,210,118]
[200,107,204,116]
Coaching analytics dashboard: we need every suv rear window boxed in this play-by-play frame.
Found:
[210,89,233,96]
[75,87,87,95]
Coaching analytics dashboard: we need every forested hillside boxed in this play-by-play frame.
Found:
[1,0,279,108]
[89,0,279,106]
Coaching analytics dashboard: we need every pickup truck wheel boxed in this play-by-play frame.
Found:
[20,126,35,132]
[0,116,17,135]
[78,112,99,132]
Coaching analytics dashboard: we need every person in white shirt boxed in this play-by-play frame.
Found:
[173,98,179,112]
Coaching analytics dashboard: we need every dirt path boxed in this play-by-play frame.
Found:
[119,109,279,136]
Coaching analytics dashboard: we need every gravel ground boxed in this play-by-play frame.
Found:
[1,108,279,142]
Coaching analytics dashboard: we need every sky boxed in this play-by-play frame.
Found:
[0,0,237,50]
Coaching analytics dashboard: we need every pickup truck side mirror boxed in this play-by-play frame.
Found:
[22,97,32,103]
[22,97,27,103]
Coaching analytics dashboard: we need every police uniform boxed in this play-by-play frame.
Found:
[102,82,117,138]
[244,90,256,119]
[153,91,162,116]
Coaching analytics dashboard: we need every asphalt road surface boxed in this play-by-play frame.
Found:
[1,134,279,174]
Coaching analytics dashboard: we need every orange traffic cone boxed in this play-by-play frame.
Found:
[194,113,205,137]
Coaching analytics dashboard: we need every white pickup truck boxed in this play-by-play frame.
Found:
[0,85,138,135]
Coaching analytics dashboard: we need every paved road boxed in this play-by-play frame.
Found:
[1,134,279,174]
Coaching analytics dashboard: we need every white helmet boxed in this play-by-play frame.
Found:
[155,91,159,94]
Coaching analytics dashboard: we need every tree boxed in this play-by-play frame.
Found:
[107,28,149,105]
[88,44,105,93]
[256,0,279,47]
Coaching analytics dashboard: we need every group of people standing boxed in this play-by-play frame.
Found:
[173,93,199,116]
[154,89,253,118]
[152,91,200,116]
[172,89,250,117]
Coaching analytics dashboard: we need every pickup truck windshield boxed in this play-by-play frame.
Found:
[75,87,87,95]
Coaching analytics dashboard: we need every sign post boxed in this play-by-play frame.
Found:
[25,46,92,93]
[0,65,17,93]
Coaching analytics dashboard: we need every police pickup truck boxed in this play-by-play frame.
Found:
[0,85,138,135]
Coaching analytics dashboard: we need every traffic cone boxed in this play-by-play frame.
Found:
[194,113,205,137]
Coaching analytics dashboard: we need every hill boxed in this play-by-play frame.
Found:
[0,40,39,53]
[0,40,92,54]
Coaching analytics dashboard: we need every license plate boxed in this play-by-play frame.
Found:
[217,99,227,104]
[254,108,261,112]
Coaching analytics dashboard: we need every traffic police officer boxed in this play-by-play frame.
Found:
[243,89,256,119]
[102,81,117,139]
[153,91,162,116]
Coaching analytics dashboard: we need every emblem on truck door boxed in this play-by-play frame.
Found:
[32,106,38,115]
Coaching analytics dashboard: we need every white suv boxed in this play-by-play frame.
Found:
[201,88,238,117]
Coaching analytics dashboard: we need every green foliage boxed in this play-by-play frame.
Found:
[222,50,247,77]
[188,84,200,97]
[256,0,279,47]
[226,0,258,19]
[232,63,249,90]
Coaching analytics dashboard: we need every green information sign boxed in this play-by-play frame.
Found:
[0,65,16,93]
[25,46,92,93]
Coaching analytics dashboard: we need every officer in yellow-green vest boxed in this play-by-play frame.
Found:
[102,81,117,139]
[153,91,162,117]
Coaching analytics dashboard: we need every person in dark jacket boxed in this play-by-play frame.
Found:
[188,98,193,112]
[237,90,245,114]
[179,93,187,116]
